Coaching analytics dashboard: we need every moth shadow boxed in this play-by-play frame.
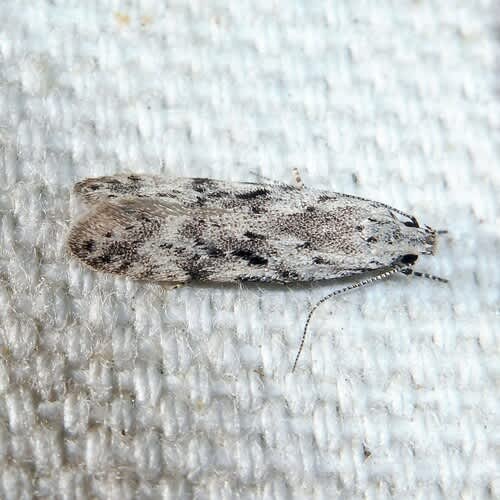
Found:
[167,273,390,296]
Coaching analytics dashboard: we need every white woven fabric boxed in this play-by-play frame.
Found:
[0,1,498,498]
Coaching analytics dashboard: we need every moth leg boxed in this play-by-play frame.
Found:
[292,168,304,189]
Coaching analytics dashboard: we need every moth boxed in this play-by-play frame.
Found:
[67,170,447,370]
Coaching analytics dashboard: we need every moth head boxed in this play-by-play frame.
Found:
[360,209,438,268]
[384,212,438,271]
[399,217,437,256]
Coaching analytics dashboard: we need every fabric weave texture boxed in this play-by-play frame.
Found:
[0,1,498,499]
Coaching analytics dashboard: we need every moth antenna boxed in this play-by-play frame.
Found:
[399,268,448,283]
[292,266,403,372]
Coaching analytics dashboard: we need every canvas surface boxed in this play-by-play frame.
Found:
[0,1,498,498]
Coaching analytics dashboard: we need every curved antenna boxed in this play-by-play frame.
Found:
[292,266,403,372]
[292,265,449,371]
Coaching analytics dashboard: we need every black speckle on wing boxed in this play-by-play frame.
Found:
[237,275,272,282]
[83,239,96,253]
[312,256,329,265]
[244,231,266,240]
[205,244,225,257]
[103,240,139,263]
[278,269,299,281]
[181,263,211,281]
[231,248,268,266]
[207,190,228,198]
[180,219,206,240]
[235,188,270,200]
[191,177,216,193]
[296,241,312,249]
[318,194,334,202]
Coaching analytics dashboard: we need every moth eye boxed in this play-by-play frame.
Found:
[401,254,418,265]
[404,217,419,228]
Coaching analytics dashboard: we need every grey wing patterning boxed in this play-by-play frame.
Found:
[68,175,436,283]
